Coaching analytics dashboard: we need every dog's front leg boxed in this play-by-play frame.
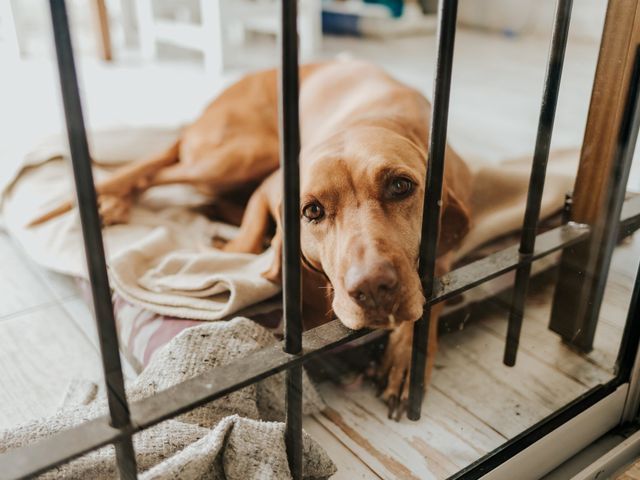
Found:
[376,302,443,421]
[222,169,284,282]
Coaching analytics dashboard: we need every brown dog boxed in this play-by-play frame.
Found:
[31,60,471,419]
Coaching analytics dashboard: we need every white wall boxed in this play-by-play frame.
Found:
[459,0,608,42]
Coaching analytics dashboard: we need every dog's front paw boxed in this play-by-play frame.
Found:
[211,236,228,249]
[97,194,132,226]
[375,322,414,421]
[373,317,439,421]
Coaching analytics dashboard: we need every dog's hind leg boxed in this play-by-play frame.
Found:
[28,140,181,226]
[97,140,181,196]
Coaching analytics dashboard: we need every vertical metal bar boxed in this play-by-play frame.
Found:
[503,0,573,367]
[407,0,458,421]
[619,257,640,423]
[280,0,303,478]
[48,1,137,478]
[611,51,640,378]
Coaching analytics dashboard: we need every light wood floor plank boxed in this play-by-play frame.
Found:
[435,322,589,439]
[0,234,56,318]
[58,296,138,380]
[315,378,507,479]
[302,416,381,479]
[478,300,613,388]
[0,306,102,430]
[314,404,436,480]
[518,271,627,374]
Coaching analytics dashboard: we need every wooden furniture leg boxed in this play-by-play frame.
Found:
[91,0,112,61]
[549,0,640,351]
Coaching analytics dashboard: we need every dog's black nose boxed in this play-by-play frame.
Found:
[345,260,398,310]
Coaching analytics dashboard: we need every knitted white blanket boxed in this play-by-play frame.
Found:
[0,318,335,479]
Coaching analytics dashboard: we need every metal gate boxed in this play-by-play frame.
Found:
[2,0,640,479]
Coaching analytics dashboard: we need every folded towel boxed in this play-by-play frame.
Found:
[109,219,280,320]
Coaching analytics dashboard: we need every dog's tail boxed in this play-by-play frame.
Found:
[27,200,75,227]
[27,140,181,227]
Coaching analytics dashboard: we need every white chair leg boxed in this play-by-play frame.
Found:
[134,0,156,60]
[200,0,225,78]
[119,0,138,48]
[0,0,20,61]
[299,0,322,60]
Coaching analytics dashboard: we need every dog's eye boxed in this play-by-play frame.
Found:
[388,177,414,198]
[302,202,324,221]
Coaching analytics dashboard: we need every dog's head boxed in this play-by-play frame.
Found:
[298,125,470,330]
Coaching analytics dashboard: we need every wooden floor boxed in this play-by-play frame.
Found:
[0,232,134,430]
[302,235,639,480]
[617,457,640,479]
[0,230,637,479]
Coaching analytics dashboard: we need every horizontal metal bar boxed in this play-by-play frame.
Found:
[2,197,640,480]
[436,194,640,307]
[430,222,588,305]
[621,195,640,235]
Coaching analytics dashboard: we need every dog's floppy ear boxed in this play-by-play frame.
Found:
[438,182,471,256]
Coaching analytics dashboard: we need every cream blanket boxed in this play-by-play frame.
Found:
[1,129,280,320]
[0,318,334,479]
[0,127,578,320]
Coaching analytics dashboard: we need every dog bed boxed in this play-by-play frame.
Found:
[0,127,578,371]
[0,125,579,478]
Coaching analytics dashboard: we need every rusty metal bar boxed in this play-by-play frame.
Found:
[503,0,573,366]
[279,0,303,477]
[48,0,137,478]
[408,0,459,421]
